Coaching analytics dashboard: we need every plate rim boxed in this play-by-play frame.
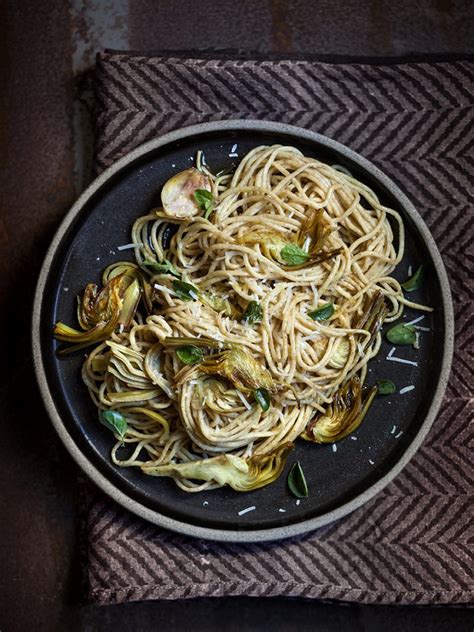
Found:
[32,119,454,542]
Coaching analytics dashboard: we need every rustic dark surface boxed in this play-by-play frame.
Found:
[0,1,473,631]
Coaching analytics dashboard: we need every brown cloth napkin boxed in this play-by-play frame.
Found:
[88,52,473,605]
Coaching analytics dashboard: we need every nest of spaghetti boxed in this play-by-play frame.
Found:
[54,145,429,493]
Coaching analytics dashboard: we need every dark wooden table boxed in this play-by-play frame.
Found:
[1,2,473,630]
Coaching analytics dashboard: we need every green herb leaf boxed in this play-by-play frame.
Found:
[280,244,309,266]
[100,410,128,439]
[143,258,180,278]
[242,301,263,325]
[254,387,271,412]
[173,279,200,301]
[402,265,424,292]
[386,323,417,346]
[194,188,214,219]
[176,345,204,365]
[377,379,396,395]
[308,302,334,322]
[288,461,308,498]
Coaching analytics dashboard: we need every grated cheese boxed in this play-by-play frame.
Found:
[278,508,286,513]
[296,499,301,506]
[236,390,252,410]
[415,325,431,332]
[406,315,425,326]
[332,443,337,453]
[302,236,311,253]
[395,431,404,438]
[391,425,397,434]
[153,283,176,296]
[117,242,142,251]
[229,153,239,158]
[350,436,357,441]
[408,265,413,277]
[302,332,320,342]
[387,347,396,358]
[387,356,418,367]
[369,459,375,465]
[238,506,256,516]
[399,385,415,394]
[231,144,238,153]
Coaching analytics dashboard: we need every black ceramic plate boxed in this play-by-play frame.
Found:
[33,121,453,542]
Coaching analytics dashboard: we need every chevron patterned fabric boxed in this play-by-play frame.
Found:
[88,52,474,605]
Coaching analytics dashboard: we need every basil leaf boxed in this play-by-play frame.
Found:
[194,188,214,219]
[308,302,334,322]
[173,279,200,301]
[242,301,263,325]
[176,345,204,365]
[100,410,127,439]
[280,244,309,266]
[386,323,417,345]
[402,265,424,292]
[254,387,271,412]
[377,379,396,395]
[143,258,180,278]
[288,461,308,498]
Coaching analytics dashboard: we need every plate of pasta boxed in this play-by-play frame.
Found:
[33,121,453,541]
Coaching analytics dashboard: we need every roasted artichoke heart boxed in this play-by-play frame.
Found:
[142,442,294,491]
[302,376,377,443]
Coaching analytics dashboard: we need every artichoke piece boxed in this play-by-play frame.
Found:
[175,345,276,395]
[328,338,350,369]
[54,267,146,354]
[143,343,175,398]
[164,337,284,396]
[117,279,141,329]
[195,346,277,394]
[103,261,153,312]
[200,291,240,318]
[161,168,212,218]
[55,275,126,353]
[77,274,125,330]
[302,376,377,443]
[354,291,388,345]
[54,317,120,354]
[294,210,342,269]
[297,210,331,257]
[142,442,294,491]
[239,229,288,264]
[238,209,341,270]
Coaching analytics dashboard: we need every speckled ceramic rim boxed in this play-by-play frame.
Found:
[32,120,454,542]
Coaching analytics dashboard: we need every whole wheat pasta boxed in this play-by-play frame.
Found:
[58,145,429,493]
